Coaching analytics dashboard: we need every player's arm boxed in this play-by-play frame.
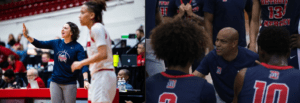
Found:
[185,3,204,26]
[173,4,185,19]
[204,12,214,52]
[72,26,108,71]
[193,70,206,78]
[232,68,247,103]
[156,6,163,26]
[249,0,260,53]
[72,45,107,71]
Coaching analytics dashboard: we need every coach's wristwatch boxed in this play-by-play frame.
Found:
[84,78,88,81]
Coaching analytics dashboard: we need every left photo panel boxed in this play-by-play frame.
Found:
[0,0,145,103]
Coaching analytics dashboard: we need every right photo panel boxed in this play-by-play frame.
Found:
[145,0,300,103]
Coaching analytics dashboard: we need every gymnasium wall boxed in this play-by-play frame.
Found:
[0,0,145,48]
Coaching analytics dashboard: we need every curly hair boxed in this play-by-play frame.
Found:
[67,22,80,41]
[258,26,290,55]
[150,19,207,67]
[85,0,106,24]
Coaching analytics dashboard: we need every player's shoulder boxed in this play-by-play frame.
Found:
[91,23,105,33]
[188,76,208,82]
[91,23,104,29]
[146,73,163,84]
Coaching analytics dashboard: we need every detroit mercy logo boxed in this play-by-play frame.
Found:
[216,66,222,74]
[269,70,279,80]
[166,79,177,89]
[57,50,70,63]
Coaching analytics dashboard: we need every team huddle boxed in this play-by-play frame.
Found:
[146,0,300,103]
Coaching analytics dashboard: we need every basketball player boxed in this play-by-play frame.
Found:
[146,18,216,103]
[204,0,253,52]
[193,27,259,103]
[233,26,300,103]
[71,0,116,103]
[250,0,300,69]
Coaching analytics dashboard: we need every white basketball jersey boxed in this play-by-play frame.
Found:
[86,23,114,75]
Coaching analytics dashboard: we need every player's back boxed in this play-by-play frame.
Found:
[260,0,300,34]
[238,63,300,103]
[146,70,216,103]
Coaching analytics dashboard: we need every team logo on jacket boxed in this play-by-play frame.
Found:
[216,66,222,74]
[57,50,70,63]
[269,70,279,80]
[87,41,91,47]
[166,79,177,89]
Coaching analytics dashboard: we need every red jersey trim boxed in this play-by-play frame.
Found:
[161,72,194,78]
[180,0,192,4]
[261,62,293,70]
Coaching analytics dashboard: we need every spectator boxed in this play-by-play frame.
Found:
[117,69,133,89]
[10,43,27,62]
[0,41,5,47]
[137,43,145,67]
[41,52,53,88]
[0,45,20,69]
[26,68,45,88]
[2,69,25,89]
[6,34,16,49]
[204,0,253,51]
[17,33,29,50]
[136,28,145,43]
[0,69,5,88]
[2,55,26,74]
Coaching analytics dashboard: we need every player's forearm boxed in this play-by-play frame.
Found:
[249,0,260,44]
[80,52,107,67]
[188,13,205,26]
[174,12,184,19]
[249,23,259,44]
[249,16,260,44]
[83,72,88,80]
[192,70,206,78]
[204,19,214,50]
[155,7,163,25]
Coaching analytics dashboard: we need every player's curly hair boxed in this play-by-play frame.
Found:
[258,26,290,55]
[150,18,207,67]
[85,0,107,24]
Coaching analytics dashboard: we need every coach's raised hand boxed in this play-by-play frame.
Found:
[23,23,29,38]
[22,23,34,43]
